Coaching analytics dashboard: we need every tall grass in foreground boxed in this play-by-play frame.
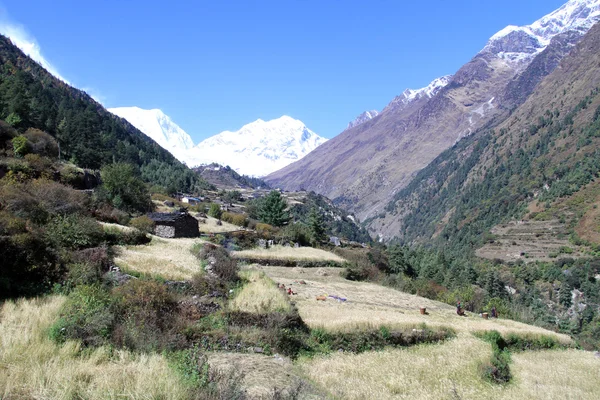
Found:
[301,332,600,400]
[229,270,292,313]
[0,296,189,400]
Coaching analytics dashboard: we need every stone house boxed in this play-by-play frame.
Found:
[148,212,199,238]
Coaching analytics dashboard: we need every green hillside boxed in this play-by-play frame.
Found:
[0,35,205,193]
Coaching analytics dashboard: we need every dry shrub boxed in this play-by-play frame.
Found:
[22,128,59,158]
[130,215,156,233]
[112,280,184,352]
[198,244,239,283]
[255,222,277,237]
[222,212,249,227]
[24,153,54,178]
[94,204,130,225]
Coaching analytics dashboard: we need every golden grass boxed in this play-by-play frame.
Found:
[114,236,204,280]
[207,353,311,399]
[300,333,600,399]
[258,266,572,341]
[301,333,493,399]
[99,221,136,232]
[198,216,242,233]
[0,296,189,400]
[232,246,346,263]
[229,270,292,313]
[502,349,600,399]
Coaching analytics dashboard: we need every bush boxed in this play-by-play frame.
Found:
[129,215,155,233]
[11,136,30,157]
[24,154,54,178]
[221,212,248,227]
[59,164,83,187]
[103,225,150,246]
[100,163,152,213]
[255,222,276,237]
[196,244,239,283]
[66,262,103,286]
[22,128,59,157]
[112,279,182,352]
[278,223,311,246]
[208,203,222,219]
[46,214,104,249]
[93,204,130,225]
[49,285,114,347]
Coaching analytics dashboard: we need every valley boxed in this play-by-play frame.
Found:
[2,0,600,399]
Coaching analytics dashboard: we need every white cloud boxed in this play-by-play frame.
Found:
[0,12,69,83]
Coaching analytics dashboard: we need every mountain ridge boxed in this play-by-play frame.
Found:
[266,0,600,226]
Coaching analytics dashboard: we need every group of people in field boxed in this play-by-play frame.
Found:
[456,302,498,318]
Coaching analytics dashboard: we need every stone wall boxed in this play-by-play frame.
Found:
[155,224,176,238]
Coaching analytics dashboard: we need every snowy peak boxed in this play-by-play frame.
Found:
[385,75,452,112]
[184,116,327,177]
[346,110,379,130]
[483,0,600,62]
[108,106,194,151]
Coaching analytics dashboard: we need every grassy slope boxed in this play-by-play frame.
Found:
[0,296,189,400]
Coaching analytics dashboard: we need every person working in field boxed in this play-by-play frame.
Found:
[456,301,465,316]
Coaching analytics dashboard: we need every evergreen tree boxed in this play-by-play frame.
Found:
[258,190,289,227]
[100,163,152,214]
[308,207,326,244]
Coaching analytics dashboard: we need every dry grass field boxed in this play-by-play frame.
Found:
[232,246,346,263]
[258,266,572,341]
[300,333,600,400]
[207,353,318,399]
[0,296,189,400]
[229,270,292,313]
[198,216,242,233]
[114,236,204,280]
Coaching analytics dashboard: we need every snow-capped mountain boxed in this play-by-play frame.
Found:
[108,107,194,160]
[108,108,325,177]
[346,110,379,130]
[384,75,452,112]
[482,0,600,64]
[184,116,327,177]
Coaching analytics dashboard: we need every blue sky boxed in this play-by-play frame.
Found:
[0,0,567,142]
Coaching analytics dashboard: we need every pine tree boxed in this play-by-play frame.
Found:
[308,207,326,244]
[258,190,289,227]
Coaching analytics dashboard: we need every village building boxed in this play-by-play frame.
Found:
[148,211,199,238]
[181,196,203,205]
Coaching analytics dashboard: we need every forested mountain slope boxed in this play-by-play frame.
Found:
[0,35,203,193]
[373,21,600,257]
[266,0,600,224]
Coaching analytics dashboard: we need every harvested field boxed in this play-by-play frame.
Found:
[301,333,600,400]
[114,236,203,280]
[207,353,319,399]
[229,270,292,313]
[476,219,585,262]
[232,246,346,263]
[198,216,242,233]
[257,266,571,341]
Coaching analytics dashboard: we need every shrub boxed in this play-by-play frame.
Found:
[22,128,59,157]
[278,223,311,246]
[59,164,83,187]
[24,154,54,178]
[208,203,222,219]
[11,136,30,157]
[100,163,152,213]
[112,279,182,352]
[103,225,150,245]
[93,204,130,225]
[221,212,248,227]
[49,285,114,347]
[196,244,239,283]
[255,222,276,237]
[129,215,155,234]
[46,214,104,249]
[66,262,103,286]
